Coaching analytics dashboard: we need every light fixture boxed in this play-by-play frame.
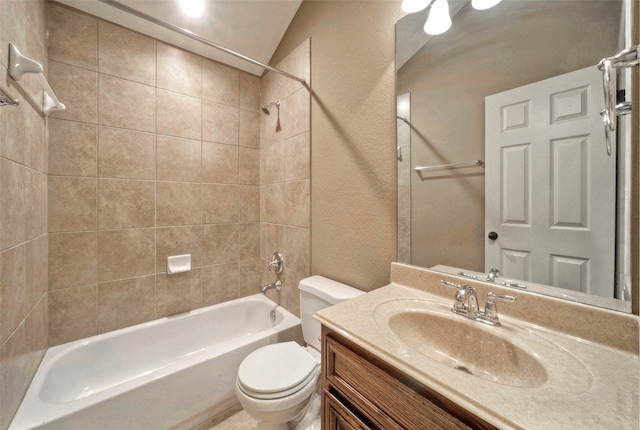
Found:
[471,0,502,10]
[424,0,452,36]
[401,0,431,14]
[179,0,205,18]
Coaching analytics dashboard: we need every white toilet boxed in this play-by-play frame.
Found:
[235,276,363,430]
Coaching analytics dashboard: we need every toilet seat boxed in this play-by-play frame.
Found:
[238,342,320,400]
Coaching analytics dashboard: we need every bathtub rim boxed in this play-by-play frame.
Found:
[9,294,301,430]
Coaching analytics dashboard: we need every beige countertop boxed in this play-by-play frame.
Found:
[315,264,639,430]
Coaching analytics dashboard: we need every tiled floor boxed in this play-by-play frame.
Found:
[207,410,257,430]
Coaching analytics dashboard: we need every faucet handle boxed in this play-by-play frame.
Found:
[440,279,462,289]
[440,280,467,312]
[481,292,516,326]
[486,267,501,282]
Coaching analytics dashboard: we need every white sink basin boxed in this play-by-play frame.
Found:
[374,299,587,389]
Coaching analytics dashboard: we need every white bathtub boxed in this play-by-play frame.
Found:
[10,294,302,430]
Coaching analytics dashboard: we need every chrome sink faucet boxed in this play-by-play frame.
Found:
[487,267,501,282]
[440,280,515,326]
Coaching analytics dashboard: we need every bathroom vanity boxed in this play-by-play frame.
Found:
[316,263,639,429]
[322,328,496,429]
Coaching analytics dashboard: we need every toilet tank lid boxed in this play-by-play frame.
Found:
[298,275,364,304]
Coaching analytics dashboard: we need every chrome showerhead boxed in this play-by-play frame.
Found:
[261,100,280,115]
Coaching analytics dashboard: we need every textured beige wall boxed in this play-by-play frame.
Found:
[272,0,403,292]
[0,1,49,427]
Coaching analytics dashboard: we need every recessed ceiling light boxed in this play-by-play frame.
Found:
[179,0,205,18]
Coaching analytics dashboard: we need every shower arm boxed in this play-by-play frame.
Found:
[97,0,308,87]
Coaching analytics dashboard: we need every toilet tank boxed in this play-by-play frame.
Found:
[298,276,364,350]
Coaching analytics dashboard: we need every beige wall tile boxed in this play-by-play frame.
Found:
[238,223,260,261]
[285,180,310,227]
[264,140,284,184]
[285,227,310,275]
[24,169,47,240]
[49,119,97,177]
[97,276,155,333]
[1,159,25,250]
[202,142,238,184]
[25,236,48,307]
[238,185,259,223]
[157,42,202,97]
[284,132,310,181]
[48,61,98,123]
[48,285,97,346]
[239,73,260,112]
[98,229,155,282]
[0,245,27,345]
[202,101,238,145]
[98,127,156,180]
[156,226,202,272]
[99,74,156,132]
[49,232,97,290]
[202,184,238,224]
[261,224,285,262]
[156,182,202,226]
[238,259,261,298]
[23,105,46,173]
[263,183,285,224]
[98,21,156,85]
[157,135,201,182]
[202,60,239,105]
[239,147,260,185]
[282,87,310,140]
[239,109,260,148]
[156,272,201,317]
[0,296,47,429]
[98,179,155,229]
[201,263,239,306]
[202,224,238,265]
[282,269,304,317]
[157,90,202,140]
[47,2,97,70]
[1,101,27,164]
[48,176,97,232]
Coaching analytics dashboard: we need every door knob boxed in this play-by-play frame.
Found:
[488,231,498,240]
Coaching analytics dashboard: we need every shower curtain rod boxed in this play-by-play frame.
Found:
[97,0,308,86]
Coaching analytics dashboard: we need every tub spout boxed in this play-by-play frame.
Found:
[261,280,282,294]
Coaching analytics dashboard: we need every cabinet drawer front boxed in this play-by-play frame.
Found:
[324,389,374,430]
[325,334,477,430]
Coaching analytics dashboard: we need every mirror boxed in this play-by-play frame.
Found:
[396,0,635,312]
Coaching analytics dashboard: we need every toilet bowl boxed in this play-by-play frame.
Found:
[235,342,320,430]
[235,276,363,430]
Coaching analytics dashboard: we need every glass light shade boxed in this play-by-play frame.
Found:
[401,0,431,14]
[424,0,452,35]
[179,0,205,18]
[471,0,502,10]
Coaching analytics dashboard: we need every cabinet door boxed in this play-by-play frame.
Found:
[324,389,373,430]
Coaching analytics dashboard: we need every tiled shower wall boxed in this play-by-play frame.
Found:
[0,1,49,428]
[259,40,311,316]
[46,3,264,345]
[46,3,311,345]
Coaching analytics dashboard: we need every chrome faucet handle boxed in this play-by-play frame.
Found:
[440,280,467,313]
[480,292,516,326]
[486,268,501,282]
[440,281,478,316]
[268,252,284,274]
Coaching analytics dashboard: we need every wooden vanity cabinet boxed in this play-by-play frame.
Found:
[321,327,498,430]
